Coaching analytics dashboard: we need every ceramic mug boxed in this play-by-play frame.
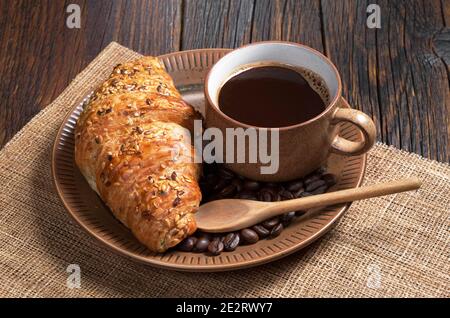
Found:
[204,41,376,181]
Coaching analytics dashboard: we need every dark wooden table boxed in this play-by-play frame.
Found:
[1,0,449,162]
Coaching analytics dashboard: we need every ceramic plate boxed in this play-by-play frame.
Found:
[52,49,366,271]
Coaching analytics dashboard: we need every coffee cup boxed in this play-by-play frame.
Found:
[204,41,376,181]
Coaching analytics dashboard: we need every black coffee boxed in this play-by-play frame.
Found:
[218,65,328,127]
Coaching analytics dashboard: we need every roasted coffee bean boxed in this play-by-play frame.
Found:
[236,192,258,200]
[193,237,210,252]
[213,179,229,192]
[240,228,259,244]
[300,191,313,197]
[279,190,294,200]
[315,166,327,174]
[232,179,243,192]
[271,191,281,202]
[260,186,276,193]
[208,238,224,255]
[242,180,260,191]
[286,180,304,192]
[252,225,270,238]
[197,232,213,241]
[321,173,337,186]
[295,210,306,217]
[178,237,197,252]
[293,188,305,198]
[270,223,284,238]
[219,168,235,180]
[305,179,327,192]
[223,232,240,251]
[262,217,280,229]
[280,212,296,226]
[304,174,320,185]
[311,185,328,195]
[218,184,236,197]
[258,190,272,202]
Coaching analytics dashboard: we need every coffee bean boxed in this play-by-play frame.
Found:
[321,173,337,187]
[242,180,260,191]
[271,191,281,202]
[262,217,280,229]
[286,180,304,192]
[208,238,224,255]
[197,232,213,241]
[213,179,229,192]
[306,179,327,192]
[193,237,210,252]
[300,191,313,197]
[219,168,235,180]
[258,190,272,202]
[231,179,243,192]
[270,223,284,238]
[280,211,296,226]
[292,188,305,198]
[279,189,294,200]
[311,185,328,195]
[252,225,270,238]
[236,192,258,200]
[178,237,197,252]
[315,166,327,174]
[223,232,240,251]
[304,174,320,185]
[240,228,259,244]
[218,184,236,197]
[260,186,275,193]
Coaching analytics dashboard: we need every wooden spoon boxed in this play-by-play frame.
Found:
[196,177,422,232]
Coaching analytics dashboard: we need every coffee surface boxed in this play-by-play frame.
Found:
[218,65,328,127]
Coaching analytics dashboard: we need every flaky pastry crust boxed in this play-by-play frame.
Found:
[75,57,202,252]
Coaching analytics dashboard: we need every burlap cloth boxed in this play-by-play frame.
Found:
[0,42,448,298]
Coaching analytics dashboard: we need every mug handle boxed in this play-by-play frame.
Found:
[330,99,376,156]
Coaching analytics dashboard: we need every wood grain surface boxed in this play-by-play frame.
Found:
[0,0,449,162]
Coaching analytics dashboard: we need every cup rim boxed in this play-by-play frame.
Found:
[204,41,343,130]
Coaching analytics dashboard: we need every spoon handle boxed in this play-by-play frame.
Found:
[265,177,422,216]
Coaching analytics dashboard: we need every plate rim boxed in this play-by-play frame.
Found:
[51,48,367,272]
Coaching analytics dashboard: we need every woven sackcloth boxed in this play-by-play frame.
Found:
[0,42,448,298]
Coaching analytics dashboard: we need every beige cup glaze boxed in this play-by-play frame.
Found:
[204,41,376,182]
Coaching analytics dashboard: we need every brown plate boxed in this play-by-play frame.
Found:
[52,49,366,272]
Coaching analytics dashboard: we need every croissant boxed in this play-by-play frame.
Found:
[74,57,202,252]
